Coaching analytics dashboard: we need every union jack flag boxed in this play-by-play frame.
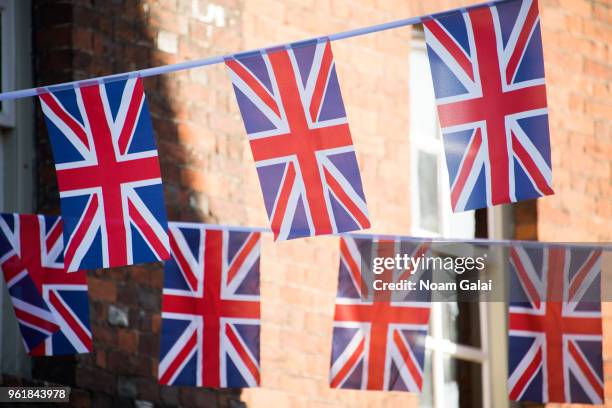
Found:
[226,40,370,240]
[330,236,431,392]
[159,223,261,387]
[423,0,553,212]
[0,213,92,355]
[39,77,170,272]
[508,245,603,404]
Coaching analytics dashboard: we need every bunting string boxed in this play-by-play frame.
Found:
[174,222,612,251]
[0,0,512,102]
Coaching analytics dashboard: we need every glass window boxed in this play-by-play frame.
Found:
[417,150,439,233]
[441,302,481,349]
[409,28,474,239]
[423,301,489,408]
[410,26,505,408]
[443,356,483,408]
[409,40,438,140]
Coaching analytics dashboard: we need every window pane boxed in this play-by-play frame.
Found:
[441,302,481,348]
[409,40,439,140]
[417,150,439,233]
[443,356,483,408]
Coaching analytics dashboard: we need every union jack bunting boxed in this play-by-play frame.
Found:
[159,223,261,387]
[39,77,169,271]
[508,245,603,404]
[330,236,431,392]
[0,214,92,355]
[226,40,370,240]
[423,0,553,212]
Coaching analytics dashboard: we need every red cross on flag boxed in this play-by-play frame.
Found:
[423,0,553,212]
[330,235,431,392]
[508,245,603,404]
[226,40,370,240]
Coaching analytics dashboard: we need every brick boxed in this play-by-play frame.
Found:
[73,28,93,51]
[559,0,592,17]
[161,386,180,405]
[132,355,155,377]
[133,377,161,403]
[70,389,91,408]
[149,268,164,289]
[584,59,612,81]
[585,99,612,119]
[122,44,152,69]
[138,288,161,310]
[106,351,132,375]
[88,277,117,302]
[179,388,220,408]
[139,333,160,358]
[131,308,153,332]
[156,30,178,54]
[89,299,108,321]
[117,284,140,307]
[129,266,152,286]
[76,366,114,394]
[92,324,117,346]
[181,168,208,192]
[96,350,107,369]
[151,313,162,334]
[118,330,139,353]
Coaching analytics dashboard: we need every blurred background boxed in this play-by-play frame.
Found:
[0,0,609,407]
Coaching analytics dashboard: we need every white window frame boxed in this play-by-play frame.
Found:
[410,125,448,238]
[409,33,444,238]
[425,297,492,407]
[0,0,16,128]
[409,34,475,240]
[409,27,509,408]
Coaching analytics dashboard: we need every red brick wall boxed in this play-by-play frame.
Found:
[27,0,611,407]
[537,0,611,243]
[32,0,245,406]
[536,1,612,407]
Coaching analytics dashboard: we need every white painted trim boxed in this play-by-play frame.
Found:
[409,29,475,240]
[480,300,492,408]
[412,28,488,408]
[411,28,512,407]
[428,303,447,407]
[486,205,514,408]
